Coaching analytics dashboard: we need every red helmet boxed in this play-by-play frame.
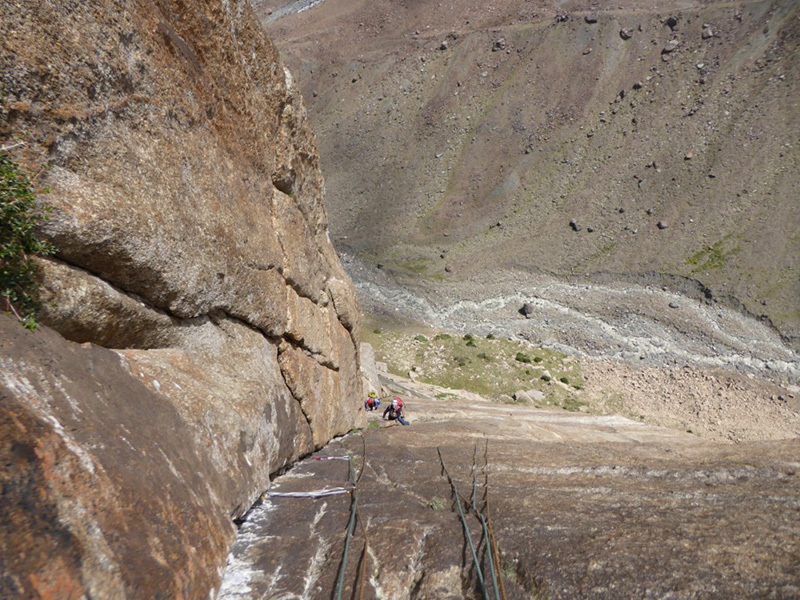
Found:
[394,397,403,409]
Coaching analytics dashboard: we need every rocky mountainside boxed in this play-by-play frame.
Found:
[258,0,800,347]
[1,1,363,598]
[218,370,800,599]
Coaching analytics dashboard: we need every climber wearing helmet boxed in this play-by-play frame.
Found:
[383,397,409,425]
[364,391,381,411]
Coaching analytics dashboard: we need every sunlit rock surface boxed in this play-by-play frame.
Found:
[220,372,800,599]
[0,0,362,597]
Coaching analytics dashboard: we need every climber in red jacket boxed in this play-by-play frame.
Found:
[383,397,409,425]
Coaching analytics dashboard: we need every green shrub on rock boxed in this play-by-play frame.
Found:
[0,152,55,329]
[515,352,532,364]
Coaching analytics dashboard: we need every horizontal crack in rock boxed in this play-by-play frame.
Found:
[43,256,341,366]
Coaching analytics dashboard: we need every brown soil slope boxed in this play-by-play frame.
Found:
[260,0,800,346]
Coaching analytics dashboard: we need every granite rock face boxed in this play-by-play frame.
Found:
[1,1,362,597]
[219,372,800,599]
[1,318,236,600]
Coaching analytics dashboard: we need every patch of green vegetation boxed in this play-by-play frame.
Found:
[365,323,584,399]
[501,563,519,584]
[414,334,428,343]
[1,152,56,329]
[515,352,532,364]
[395,258,430,275]
[559,376,570,385]
[541,374,552,382]
[454,355,471,367]
[373,328,382,334]
[435,392,458,400]
[686,236,741,274]
[365,420,380,431]
[429,496,447,511]
[579,240,620,272]
[559,395,586,412]
[486,333,495,339]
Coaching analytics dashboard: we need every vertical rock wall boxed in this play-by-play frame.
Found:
[0,0,363,597]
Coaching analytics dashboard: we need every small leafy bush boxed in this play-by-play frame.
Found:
[414,334,428,343]
[466,339,477,347]
[454,356,470,367]
[373,328,382,334]
[534,356,543,363]
[541,374,552,382]
[463,333,474,341]
[434,333,452,341]
[561,396,585,412]
[429,496,447,511]
[1,153,55,329]
[477,352,491,361]
[486,333,495,339]
[559,376,570,385]
[515,352,532,364]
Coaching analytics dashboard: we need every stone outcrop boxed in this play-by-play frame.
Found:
[1,1,362,598]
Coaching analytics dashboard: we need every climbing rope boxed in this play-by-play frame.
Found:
[472,444,500,600]
[478,512,499,599]
[334,456,358,600]
[335,436,369,600]
[259,444,371,600]
[356,503,370,600]
[483,440,507,600]
[438,447,491,600]
[471,445,479,510]
[439,442,507,600]
[355,437,370,600]
[356,435,369,600]
[266,486,352,498]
